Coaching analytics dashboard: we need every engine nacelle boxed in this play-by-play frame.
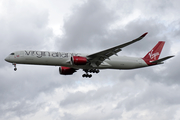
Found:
[59,66,76,75]
[71,56,88,65]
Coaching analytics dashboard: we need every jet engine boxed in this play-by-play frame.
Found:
[59,66,76,75]
[71,56,87,65]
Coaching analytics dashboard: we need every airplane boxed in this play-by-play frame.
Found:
[5,32,174,78]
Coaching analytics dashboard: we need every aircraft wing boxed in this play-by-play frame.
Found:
[87,32,148,67]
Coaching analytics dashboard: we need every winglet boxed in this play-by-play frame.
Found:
[140,32,148,38]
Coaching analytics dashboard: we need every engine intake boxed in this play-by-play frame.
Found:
[59,66,76,75]
[71,56,87,65]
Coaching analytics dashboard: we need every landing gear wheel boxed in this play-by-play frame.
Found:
[13,63,17,71]
[88,69,99,73]
[96,69,99,73]
[82,74,92,78]
[89,74,92,78]
[82,74,85,77]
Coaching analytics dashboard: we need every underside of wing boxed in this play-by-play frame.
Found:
[87,32,148,67]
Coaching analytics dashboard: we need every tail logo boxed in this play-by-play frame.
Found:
[149,50,159,60]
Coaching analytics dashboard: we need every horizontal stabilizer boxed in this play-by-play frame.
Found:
[150,55,174,64]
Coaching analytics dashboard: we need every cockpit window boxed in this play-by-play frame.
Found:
[10,53,15,55]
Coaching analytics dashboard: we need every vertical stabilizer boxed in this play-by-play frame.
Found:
[143,41,165,61]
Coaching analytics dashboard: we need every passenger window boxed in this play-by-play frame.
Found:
[10,53,15,55]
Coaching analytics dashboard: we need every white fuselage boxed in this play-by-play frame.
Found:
[5,50,149,70]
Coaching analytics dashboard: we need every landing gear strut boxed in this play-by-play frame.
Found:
[13,63,17,71]
[82,69,100,78]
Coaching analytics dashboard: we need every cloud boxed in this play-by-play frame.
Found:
[55,0,173,58]
[0,1,53,67]
[55,0,117,52]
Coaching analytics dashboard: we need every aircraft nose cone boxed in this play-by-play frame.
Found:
[5,56,10,62]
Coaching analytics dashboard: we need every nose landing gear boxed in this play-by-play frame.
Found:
[13,63,17,71]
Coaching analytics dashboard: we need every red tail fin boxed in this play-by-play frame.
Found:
[143,41,165,61]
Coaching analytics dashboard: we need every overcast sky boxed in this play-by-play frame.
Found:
[1,0,180,120]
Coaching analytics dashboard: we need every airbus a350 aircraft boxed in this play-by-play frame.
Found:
[5,32,174,78]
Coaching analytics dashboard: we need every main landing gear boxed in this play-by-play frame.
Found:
[82,69,100,78]
[82,74,92,78]
[13,63,17,71]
